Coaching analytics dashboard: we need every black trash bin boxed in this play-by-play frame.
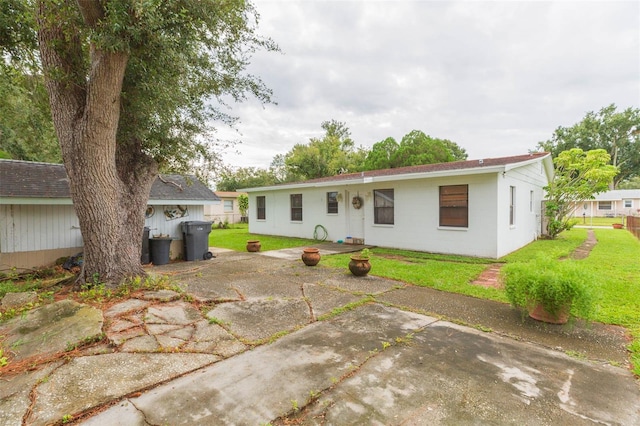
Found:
[149,237,172,265]
[141,226,150,264]
[181,221,214,261]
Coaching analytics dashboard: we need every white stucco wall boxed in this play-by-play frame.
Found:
[249,173,504,258]
[247,159,550,259]
[495,162,547,257]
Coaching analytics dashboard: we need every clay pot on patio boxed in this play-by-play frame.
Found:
[301,247,321,266]
[528,302,570,325]
[246,240,261,252]
[348,256,371,277]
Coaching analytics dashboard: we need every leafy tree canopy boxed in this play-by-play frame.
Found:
[0,68,60,162]
[544,148,618,238]
[284,120,366,180]
[389,130,465,168]
[17,0,278,286]
[537,104,640,187]
[618,176,640,190]
[216,166,279,191]
[363,137,398,171]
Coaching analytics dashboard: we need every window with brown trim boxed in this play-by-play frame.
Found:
[374,189,394,224]
[439,185,468,227]
[256,196,266,220]
[291,194,303,221]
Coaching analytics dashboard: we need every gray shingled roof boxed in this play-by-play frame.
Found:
[0,159,219,202]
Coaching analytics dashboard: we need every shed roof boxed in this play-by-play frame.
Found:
[244,152,553,192]
[0,159,219,203]
[591,189,640,201]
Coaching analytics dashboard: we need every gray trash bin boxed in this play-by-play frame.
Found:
[181,221,214,261]
[149,237,172,265]
[141,226,150,264]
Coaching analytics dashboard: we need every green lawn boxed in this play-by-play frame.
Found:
[577,216,626,227]
[209,223,318,251]
[212,225,640,375]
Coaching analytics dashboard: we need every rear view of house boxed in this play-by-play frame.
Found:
[244,153,553,259]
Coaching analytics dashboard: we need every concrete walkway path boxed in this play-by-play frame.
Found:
[1,248,638,425]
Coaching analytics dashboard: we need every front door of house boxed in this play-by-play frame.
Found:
[346,189,365,241]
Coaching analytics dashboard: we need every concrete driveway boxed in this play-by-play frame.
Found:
[1,244,638,425]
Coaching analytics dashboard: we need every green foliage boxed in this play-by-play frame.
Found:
[618,176,640,189]
[353,248,371,259]
[216,166,280,191]
[363,130,467,171]
[537,104,640,187]
[502,256,596,320]
[0,68,60,162]
[363,137,399,170]
[209,224,316,251]
[238,193,249,217]
[284,120,367,180]
[544,148,618,238]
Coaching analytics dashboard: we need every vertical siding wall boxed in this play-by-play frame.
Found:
[144,205,205,239]
[0,204,83,253]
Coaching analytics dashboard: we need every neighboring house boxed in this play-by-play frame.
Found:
[0,159,219,270]
[569,189,640,218]
[244,153,554,259]
[204,191,247,225]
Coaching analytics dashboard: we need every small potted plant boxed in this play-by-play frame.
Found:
[501,255,595,324]
[349,248,372,277]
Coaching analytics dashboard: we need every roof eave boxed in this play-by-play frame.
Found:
[243,165,508,192]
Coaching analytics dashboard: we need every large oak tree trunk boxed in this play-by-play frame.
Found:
[37,1,157,286]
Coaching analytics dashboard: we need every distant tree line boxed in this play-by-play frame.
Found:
[216,120,469,191]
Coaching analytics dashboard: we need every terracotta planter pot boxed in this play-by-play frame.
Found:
[528,303,570,324]
[246,240,261,252]
[301,247,321,266]
[612,223,623,229]
[349,256,371,276]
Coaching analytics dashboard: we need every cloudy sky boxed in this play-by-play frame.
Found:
[217,0,639,170]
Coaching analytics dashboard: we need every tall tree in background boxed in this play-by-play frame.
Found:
[0,0,59,161]
[284,120,366,180]
[388,130,465,168]
[216,166,279,191]
[0,69,60,162]
[544,148,618,238]
[26,0,276,286]
[363,137,398,171]
[537,104,640,188]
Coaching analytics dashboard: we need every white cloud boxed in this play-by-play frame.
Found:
[217,0,640,168]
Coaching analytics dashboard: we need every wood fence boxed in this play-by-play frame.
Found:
[627,216,640,240]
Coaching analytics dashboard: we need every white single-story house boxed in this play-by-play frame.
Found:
[244,153,554,259]
[0,159,219,270]
[204,191,247,225]
[569,189,640,219]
